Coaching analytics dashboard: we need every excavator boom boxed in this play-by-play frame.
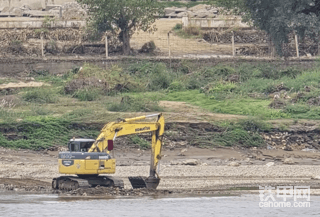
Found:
[53,113,165,190]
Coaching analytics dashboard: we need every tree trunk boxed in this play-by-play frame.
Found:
[122,30,130,55]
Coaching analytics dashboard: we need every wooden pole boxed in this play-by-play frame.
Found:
[295,34,299,58]
[105,36,108,58]
[59,6,62,19]
[168,32,172,67]
[231,31,235,56]
[167,32,171,58]
[41,33,44,57]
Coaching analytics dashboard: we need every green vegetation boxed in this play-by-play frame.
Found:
[23,88,59,104]
[130,135,150,150]
[0,118,99,150]
[172,24,203,39]
[73,88,102,101]
[76,0,164,54]
[3,60,320,150]
[215,0,320,56]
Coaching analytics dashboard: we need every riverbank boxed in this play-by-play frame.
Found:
[1,146,320,196]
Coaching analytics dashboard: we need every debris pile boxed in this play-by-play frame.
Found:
[164,4,222,18]
[262,131,320,151]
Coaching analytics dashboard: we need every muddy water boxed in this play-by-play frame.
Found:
[0,193,319,217]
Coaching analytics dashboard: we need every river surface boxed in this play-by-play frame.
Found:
[0,193,319,217]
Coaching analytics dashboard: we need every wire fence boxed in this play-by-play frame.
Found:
[0,27,318,58]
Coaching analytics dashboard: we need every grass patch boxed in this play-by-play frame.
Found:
[23,88,59,104]
[0,118,99,150]
[73,88,101,101]
[162,90,289,119]
[107,96,163,112]
[130,135,150,150]
[173,25,203,39]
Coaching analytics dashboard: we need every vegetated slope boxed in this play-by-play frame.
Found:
[1,60,320,150]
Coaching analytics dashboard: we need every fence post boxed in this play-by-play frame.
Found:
[167,32,171,58]
[105,36,108,58]
[231,31,235,56]
[295,34,299,58]
[59,6,62,19]
[41,33,44,57]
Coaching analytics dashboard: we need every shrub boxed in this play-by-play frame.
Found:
[73,88,101,101]
[147,63,173,91]
[23,88,58,103]
[167,81,185,92]
[284,104,310,114]
[173,23,182,31]
[238,118,271,132]
[130,135,150,150]
[45,40,58,54]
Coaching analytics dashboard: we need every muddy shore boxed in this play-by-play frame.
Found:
[1,145,320,197]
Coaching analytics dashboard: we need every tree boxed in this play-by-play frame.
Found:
[77,0,163,55]
[246,0,320,56]
[215,0,320,56]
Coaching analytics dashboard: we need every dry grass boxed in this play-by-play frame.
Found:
[131,19,234,56]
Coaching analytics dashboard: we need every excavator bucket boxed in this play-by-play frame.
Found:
[128,176,160,189]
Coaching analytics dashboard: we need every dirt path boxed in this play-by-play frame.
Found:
[0,81,48,89]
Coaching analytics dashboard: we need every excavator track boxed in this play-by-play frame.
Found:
[52,176,124,191]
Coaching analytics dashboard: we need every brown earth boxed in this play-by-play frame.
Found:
[1,144,320,196]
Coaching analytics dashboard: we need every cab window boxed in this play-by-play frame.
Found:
[68,142,80,152]
[80,142,94,152]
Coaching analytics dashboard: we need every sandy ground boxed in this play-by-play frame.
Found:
[1,145,320,196]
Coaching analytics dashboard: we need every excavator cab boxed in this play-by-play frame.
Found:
[68,139,95,152]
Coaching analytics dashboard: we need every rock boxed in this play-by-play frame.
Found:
[20,5,31,11]
[201,163,208,166]
[167,12,177,18]
[170,161,181,165]
[189,4,211,12]
[176,12,187,18]
[182,159,199,166]
[302,148,317,152]
[17,162,24,166]
[283,146,293,151]
[244,158,251,162]
[178,148,188,156]
[283,158,295,164]
[175,7,187,13]
[311,176,320,180]
[228,162,240,167]
[164,7,176,15]
[10,7,23,17]
[194,10,211,18]
[266,162,274,167]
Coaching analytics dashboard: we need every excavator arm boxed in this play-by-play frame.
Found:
[88,113,165,189]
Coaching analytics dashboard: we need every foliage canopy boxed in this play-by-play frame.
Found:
[215,0,320,56]
[77,0,163,55]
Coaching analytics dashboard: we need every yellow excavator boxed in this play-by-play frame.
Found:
[52,113,164,191]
